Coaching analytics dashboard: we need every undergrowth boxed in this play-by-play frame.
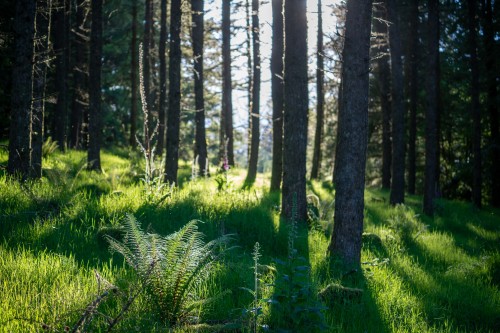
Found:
[0,148,499,332]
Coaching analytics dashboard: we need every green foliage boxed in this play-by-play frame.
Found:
[41,137,59,159]
[269,195,327,332]
[213,170,231,192]
[1,152,499,332]
[387,203,428,240]
[107,214,233,327]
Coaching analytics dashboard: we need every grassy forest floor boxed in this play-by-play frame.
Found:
[0,148,499,332]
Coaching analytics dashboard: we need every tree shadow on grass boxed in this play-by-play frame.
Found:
[363,198,500,332]
[390,234,500,332]
[267,217,318,331]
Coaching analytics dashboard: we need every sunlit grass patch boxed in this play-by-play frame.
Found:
[0,246,102,332]
[0,149,499,332]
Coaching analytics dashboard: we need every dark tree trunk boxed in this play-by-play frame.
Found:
[281,0,308,222]
[69,0,88,149]
[220,0,234,166]
[245,0,261,185]
[157,0,167,155]
[484,0,500,207]
[328,0,372,266]
[332,77,343,183]
[7,0,36,178]
[270,0,284,191]
[373,4,391,190]
[30,0,51,179]
[423,0,439,216]
[246,0,252,163]
[130,1,138,148]
[468,0,481,208]
[87,0,103,171]
[387,0,406,205]
[143,0,153,139]
[191,0,208,176]
[52,0,69,150]
[164,0,182,184]
[311,0,324,180]
[407,0,418,195]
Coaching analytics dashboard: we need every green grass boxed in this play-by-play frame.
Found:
[0,148,499,332]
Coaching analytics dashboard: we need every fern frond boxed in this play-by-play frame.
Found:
[107,216,232,326]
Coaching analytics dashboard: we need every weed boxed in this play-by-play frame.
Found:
[270,194,327,332]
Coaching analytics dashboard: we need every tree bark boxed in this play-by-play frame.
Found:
[143,0,153,140]
[220,0,234,166]
[191,0,208,176]
[245,0,261,185]
[87,0,103,171]
[468,0,481,208]
[164,0,182,184]
[30,0,51,179]
[407,0,418,195]
[129,1,138,148]
[423,0,439,216]
[7,0,36,179]
[328,0,372,265]
[52,0,69,150]
[387,0,406,205]
[157,0,168,155]
[246,0,252,164]
[270,0,284,191]
[311,0,324,180]
[373,4,391,190]
[69,0,89,149]
[281,0,308,222]
[484,0,499,207]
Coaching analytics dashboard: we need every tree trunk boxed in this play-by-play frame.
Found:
[407,0,418,195]
[143,0,154,142]
[328,0,372,265]
[129,1,138,148]
[423,0,439,216]
[281,0,308,222]
[30,0,51,179]
[52,0,69,150]
[164,0,182,184]
[69,0,88,149]
[332,77,343,183]
[245,0,261,185]
[387,0,406,205]
[157,0,167,155]
[220,0,234,166]
[484,0,500,207]
[373,4,391,190]
[468,0,481,208]
[7,0,36,179]
[87,0,102,171]
[270,0,284,191]
[191,0,208,176]
[311,0,324,180]
[246,0,252,164]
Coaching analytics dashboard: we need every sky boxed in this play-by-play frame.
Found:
[206,0,340,129]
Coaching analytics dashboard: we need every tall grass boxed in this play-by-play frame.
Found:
[0,149,499,332]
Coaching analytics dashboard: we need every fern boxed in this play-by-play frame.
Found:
[42,137,59,159]
[107,214,233,326]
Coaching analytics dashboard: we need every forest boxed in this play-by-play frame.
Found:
[0,0,499,332]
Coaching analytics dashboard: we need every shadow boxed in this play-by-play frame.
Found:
[241,178,255,191]
[321,267,390,333]
[267,216,317,331]
[390,236,500,331]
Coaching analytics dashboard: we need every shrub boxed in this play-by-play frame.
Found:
[107,214,233,327]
